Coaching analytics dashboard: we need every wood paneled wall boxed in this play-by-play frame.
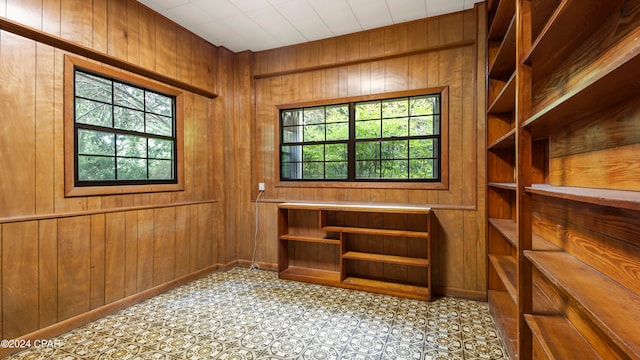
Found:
[0,0,231,346]
[236,6,488,298]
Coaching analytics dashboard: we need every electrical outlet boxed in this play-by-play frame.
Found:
[258,182,265,191]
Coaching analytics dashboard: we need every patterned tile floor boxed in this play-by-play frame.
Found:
[7,267,508,359]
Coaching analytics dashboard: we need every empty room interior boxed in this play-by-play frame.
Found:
[0,0,639,359]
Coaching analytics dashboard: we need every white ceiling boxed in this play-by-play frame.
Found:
[138,0,484,53]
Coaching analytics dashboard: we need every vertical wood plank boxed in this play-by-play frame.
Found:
[153,207,176,285]
[0,33,36,218]
[90,214,105,309]
[58,216,91,321]
[107,0,127,58]
[39,219,58,328]
[126,0,139,65]
[137,4,155,71]
[2,222,39,339]
[42,0,61,36]
[197,203,213,270]
[35,42,56,214]
[92,0,107,53]
[6,0,42,29]
[105,212,125,304]
[154,15,176,79]
[124,211,138,297]
[136,209,154,292]
[60,0,92,47]
[175,205,191,277]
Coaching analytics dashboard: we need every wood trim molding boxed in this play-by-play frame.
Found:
[0,263,223,358]
[253,39,476,79]
[0,199,219,224]
[254,198,477,211]
[0,16,217,99]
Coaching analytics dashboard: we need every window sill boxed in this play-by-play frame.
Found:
[65,183,184,197]
[275,181,447,190]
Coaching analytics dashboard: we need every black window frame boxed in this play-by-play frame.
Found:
[279,93,442,183]
[72,67,178,187]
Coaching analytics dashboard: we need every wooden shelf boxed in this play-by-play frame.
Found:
[523,46,640,138]
[526,184,640,211]
[525,314,600,360]
[489,254,517,303]
[278,203,431,300]
[341,276,429,301]
[488,290,518,360]
[342,251,429,267]
[279,266,341,284]
[279,202,431,215]
[522,0,621,80]
[279,234,340,245]
[488,0,516,40]
[488,218,517,247]
[488,72,515,114]
[322,226,428,238]
[489,15,516,81]
[487,128,515,150]
[525,251,640,356]
[488,182,516,191]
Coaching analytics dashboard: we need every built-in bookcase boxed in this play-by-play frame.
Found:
[487,0,640,358]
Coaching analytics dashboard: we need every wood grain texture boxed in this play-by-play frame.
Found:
[57,216,91,321]
[2,222,39,339]
[105,212,125,304]
[39,219,58,328]
[90,214,105,309]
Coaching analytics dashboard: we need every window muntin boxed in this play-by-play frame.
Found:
[74,68,177,186]
[280,94,441,182]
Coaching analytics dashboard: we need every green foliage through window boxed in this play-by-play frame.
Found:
[280,94,441,182]
[74,68,176,185]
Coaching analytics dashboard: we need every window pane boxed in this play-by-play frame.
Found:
[381,140,408,159]
[326,105,348,123]
[355,120,380,139]
[410,95,438,115]
[282,109,303,126]
[355,101,380,120]
[78,129,115,156]
[304,107,324,124]
[303,144,324,162]
[281,162,302,180]
[409,139,435,159]
[114,83,144,110]
[382,98,408,118]
[117,158,147,180]
[382,118,408,137]
[303,124,325,142]
[356,160,380,179]
[326,162,347,179]
[326,123,348,141]
[281,145,302,163]
[381,160,408,178]
[76,72,112,103]
[283,126,303,143]
[149,138,173,159]
[303,162,324,179]
[325,144,347,161]
[149,159,173,179]
[146,113,173,136]
[76,98,112,127]
[356,142,380,160]
[114,107,145,132]
[117,134,147,158]
[145,92,172,116]
[78,155,115,180]
[410,159,436,179]
[409,115,438,136]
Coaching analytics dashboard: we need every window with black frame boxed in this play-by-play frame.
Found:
[73,69,177,186]
[280,94,441,182]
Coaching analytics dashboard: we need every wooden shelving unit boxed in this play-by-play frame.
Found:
[278,202,431,301]
[486,0,640,358]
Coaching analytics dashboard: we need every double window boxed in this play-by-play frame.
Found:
[64,56,183,196]
[280,93,441,182]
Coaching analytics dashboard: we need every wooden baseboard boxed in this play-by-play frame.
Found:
[236,260,279,271]
[0,264,223,358]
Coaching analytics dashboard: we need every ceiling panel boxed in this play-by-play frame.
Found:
[140,0,484,52]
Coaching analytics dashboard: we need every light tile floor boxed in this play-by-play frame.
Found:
[7,267,508,359]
